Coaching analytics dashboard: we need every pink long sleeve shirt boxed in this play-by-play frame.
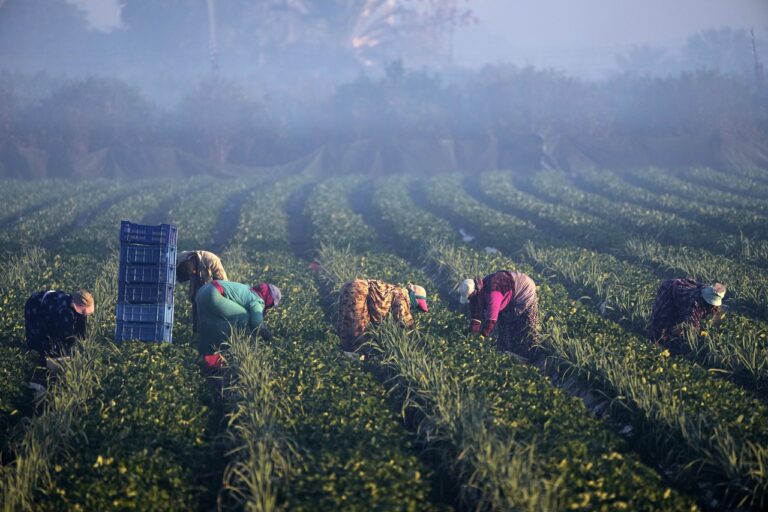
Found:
[470,271,537,324]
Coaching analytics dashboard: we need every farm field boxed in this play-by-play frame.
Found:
[1,167,767,511]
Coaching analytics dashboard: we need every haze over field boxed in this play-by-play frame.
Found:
[0,0,766,178]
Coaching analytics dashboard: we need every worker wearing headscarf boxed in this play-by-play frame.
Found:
[177,250,228,332]
[336,280,428,351]
[649,279,725,354]
[195,280,281,367]
[24,289,95,364]
[459,271,541,357]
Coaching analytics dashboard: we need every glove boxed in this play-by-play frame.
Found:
[258,325,274,342]
[469,319,482,334]
[481,320,496,337]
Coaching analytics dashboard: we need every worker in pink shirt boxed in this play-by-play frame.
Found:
[458,271,541,358]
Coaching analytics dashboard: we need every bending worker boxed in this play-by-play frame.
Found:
[459,271,541,358]
[649,279,725,354]
[24,289,95,365]
[177,250,228,332]
[336,279,429,351]
[196,280,281,368]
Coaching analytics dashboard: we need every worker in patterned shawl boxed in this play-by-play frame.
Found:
[195,280,281,368]
[649,279,725,354]
[177,250,228,332]
[24,289,95,365]
[458,271,541,358]
[336,280,429,351]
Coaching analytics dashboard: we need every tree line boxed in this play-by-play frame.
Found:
[0,62,766,176]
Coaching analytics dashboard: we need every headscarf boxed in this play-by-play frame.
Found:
[252,282,282,309]
[458,278,475,304]
[408,284,429,312]
[702,283,726,306]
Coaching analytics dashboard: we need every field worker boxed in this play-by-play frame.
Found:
[649,279,725,354]
[24,289,95,365]
[177,250,228,332]
[196,280,281,368]
[459,271,541,357]
[337,280,428,351]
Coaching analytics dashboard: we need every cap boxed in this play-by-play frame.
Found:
[458,279,475,304]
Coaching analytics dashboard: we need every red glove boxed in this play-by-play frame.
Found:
[481,320,496,337]
[469,319,482,334]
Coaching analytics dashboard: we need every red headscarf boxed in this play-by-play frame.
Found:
[251,283,274,309]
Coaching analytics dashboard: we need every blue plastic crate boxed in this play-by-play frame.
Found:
[121,244,177,266]
[115,321,172,343]
[116,303,174,324]
[120,221,177,246]
[119,263,175,284]
[118,282,175,304]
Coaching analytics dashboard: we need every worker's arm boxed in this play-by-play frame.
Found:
[242,290,264,329]
[72,313,87,340]
[210,255,228,281]
[245,298,265,331]
[468,294,484,334]
[481,291,503,336]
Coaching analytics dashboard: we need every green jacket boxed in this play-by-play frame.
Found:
[215,281,265,329]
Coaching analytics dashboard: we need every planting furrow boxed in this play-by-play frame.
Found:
[677,167,768,200]
[218,180,442,510]
[1,254,118,511]
[624,239,768,320]
[308,177,694,510]
[165,178,251,251]
[573,169,768,242]
[414,175,768,510]
[0,181,130,253]
[54,181,180,257]
[0,180,81,231]
[472,171,768,392]
[521,170,730,255]
[523,243,768,393]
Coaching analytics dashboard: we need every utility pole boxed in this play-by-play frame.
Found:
[206,0,219,74]
[751,28,763,86]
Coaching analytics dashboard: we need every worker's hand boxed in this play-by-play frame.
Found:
[469,320,482,334]
[258,325,274,342]
[481,320,496,337]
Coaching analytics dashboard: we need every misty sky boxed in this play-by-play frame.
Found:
[70,0,768,77]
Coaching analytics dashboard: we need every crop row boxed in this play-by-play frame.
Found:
[621,168,768,215]
[0,180,86,229]
[165,177,252,251]
[0,181,140,253]
[308,177,694,510]
[679,167,768,199]
[626,239,768,319]
[474,171,768,391]
[524,170,741,258]
[0,181,223,510]
[568,169,768,268]
[479,170,768,271]
[523,242,768,391]
[574,169,768,242]
[54,180,185,258]
[218,177,441,510]
[393,175,768,509]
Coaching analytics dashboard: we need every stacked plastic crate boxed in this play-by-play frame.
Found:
[115,221,178,343]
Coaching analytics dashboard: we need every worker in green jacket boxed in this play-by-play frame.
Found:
[196,280,281,368]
